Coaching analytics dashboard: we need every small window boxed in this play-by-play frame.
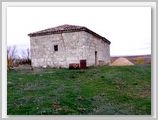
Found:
[54,45,58,51]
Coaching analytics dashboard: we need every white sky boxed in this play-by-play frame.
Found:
[7,7,151,56]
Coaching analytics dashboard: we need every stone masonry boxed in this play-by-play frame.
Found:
[28,24,111,68]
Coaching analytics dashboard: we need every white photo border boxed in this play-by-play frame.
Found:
[1,2,157,120]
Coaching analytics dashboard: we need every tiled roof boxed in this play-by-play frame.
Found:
[28,24,111,44]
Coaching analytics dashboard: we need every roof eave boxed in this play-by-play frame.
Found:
[28,28,111,45]
[83,28,111,45]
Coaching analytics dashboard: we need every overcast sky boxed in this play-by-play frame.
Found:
[7,7,151,56]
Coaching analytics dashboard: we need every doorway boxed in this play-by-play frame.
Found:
[95,51,97,65]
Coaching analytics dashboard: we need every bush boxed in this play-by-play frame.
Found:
[135,57,144,64]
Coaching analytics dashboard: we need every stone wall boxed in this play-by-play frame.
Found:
[30,31,110,68]
[82,31,110,66]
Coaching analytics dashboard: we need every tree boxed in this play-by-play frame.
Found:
[20,48,31,65]
[7,45,17,70]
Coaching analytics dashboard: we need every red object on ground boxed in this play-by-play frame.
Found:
[69,63,79,69]
[80,60,87,69]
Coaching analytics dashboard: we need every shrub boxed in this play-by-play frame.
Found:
[135,57,144,64]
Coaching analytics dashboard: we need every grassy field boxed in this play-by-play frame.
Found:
[7,64,151,115]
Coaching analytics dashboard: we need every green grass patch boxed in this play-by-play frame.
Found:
[7,64,151,115]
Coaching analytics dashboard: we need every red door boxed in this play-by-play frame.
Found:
[80,59,87,69]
